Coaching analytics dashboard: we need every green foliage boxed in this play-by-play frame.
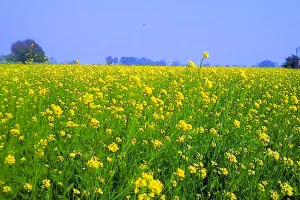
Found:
[282,54,299,68]
[4,54,15,63]
[0,55,5,62]
[0,65,299,199]
[10,39,47,63]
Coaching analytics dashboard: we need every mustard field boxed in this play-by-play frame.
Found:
[0,64,299,199]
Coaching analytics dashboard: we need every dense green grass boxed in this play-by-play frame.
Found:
[0,64,299,199]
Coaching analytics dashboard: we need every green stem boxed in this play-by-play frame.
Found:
[199,57,205,68]
[29,46,33,63]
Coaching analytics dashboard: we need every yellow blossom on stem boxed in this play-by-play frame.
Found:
[69,152,76,158]
[188,61,196,68]
[174,168,185,180]
[42,179,51,189]
[23,183,32,192]
[233,119,240,128]
[5,155,15,165]
[188,165,197,174]
[225,152,237,163]
[107,142,119,152]
[90,118,100,128]
[87,156,104,169]
[3,186,11,193]
[73,188,80,195]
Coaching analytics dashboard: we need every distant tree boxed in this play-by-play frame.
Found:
[48,57,58,64]
[258,60,275,67]
[10,39,46,63]
[105,56,119,65]
[158,59,167,66]
[142,57,158,65]
[171,60,181,66]
[119,57,162,66]
[118,56,168,66]
[5,54,15,63]
[203,63,210,67]
[0,55,5,63]
[282,54,299,68]
[106,56,113,65]
[67,60,77,64]
[120,57,127,65]
[112,57,118,64]
[139,57,150,65]
[120,57,134,65]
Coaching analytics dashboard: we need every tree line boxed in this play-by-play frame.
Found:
[105,56,182,66]
[0,38,299,68]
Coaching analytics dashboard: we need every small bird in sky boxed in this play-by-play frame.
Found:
[143,23,146,26]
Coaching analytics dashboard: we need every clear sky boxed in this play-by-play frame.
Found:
[0,0,299,65]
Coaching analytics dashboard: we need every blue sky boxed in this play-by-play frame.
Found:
[0,0,299,65]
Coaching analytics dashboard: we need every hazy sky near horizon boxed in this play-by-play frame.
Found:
[0,0,299,65]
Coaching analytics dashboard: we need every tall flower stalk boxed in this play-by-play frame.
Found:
[199,51,210,67]
[27,43,34,64]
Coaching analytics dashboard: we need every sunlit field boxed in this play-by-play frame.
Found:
[0,64,299,199]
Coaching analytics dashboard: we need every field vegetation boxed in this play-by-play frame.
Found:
[0,64,299,199]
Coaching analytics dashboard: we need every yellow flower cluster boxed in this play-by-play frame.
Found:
[42,179,51,189]
[0,64,299,199]
[87,156,104,169]
[219,168,229,176]
[174,168,185,180]
[174,91,184,101]
[188,163,207,179]
[3,186,11,193]
[4,155,15,165]
[233,119,240,128]
[90,118,100,128]
[225,192,237,200]
[176,120,192,131]
[134,172,164,199]
[143,86,154,96]
[51,104,63,116]
[225,152,237,163]
[259,132,270,145]
[203,51,209,59]
[279,182,293,196]
[151,139,162,149]
[23,183,32,192]
[188,61,196,68]
[107,142,119,152]
[266,148,280,160]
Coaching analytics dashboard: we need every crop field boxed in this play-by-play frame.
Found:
[0,64,299,199]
